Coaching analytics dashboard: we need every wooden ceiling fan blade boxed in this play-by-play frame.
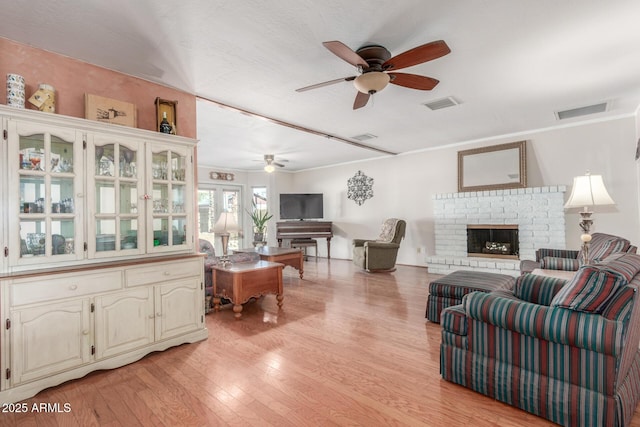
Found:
[273,162,285,168]
[295,76,356,92]
[353,91,370,110]
[389,73,439,90]
[383,40,450,71]
[323,41,369,68]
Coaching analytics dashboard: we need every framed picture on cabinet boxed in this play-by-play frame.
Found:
[155,98,177,135]
[85,94,137,127]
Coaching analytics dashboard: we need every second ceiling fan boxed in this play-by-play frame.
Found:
[262,154,286,173]
[296,39,450,109]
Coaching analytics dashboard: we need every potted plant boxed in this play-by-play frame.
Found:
[246,200,273,242]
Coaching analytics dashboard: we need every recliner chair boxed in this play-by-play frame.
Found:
[352,218,406,272]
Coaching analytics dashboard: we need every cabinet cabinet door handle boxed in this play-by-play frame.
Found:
[163,271,170,276]
[82,330,89,335]
[69,285,78,290]
[148,314,154,319]
[156,312,162,317]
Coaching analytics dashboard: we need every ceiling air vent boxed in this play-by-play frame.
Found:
[351,133,377,141]
[423,96,459,111]
[555,102,608,120]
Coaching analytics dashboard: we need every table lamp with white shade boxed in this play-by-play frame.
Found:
[213,211,239,265]
[564,171,615,264]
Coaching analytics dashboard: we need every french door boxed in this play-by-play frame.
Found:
[197,184,242,255]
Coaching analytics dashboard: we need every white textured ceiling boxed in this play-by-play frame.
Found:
[3,0,640,171]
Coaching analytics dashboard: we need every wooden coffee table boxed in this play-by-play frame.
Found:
[235,246,304,278]
[212,260,284,319]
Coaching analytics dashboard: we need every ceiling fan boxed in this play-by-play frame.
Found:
[296,39,450,109]
[262,154,286,173]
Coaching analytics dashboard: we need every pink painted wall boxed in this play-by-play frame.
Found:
[1,37,196,138]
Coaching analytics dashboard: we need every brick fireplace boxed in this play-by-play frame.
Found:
[427,186,567,276]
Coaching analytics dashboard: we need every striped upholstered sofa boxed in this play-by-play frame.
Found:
[520,232,637,274]
[441,252,640,426]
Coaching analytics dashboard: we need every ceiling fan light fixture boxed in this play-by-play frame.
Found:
[264,164,275,173]
[354,72,390,94]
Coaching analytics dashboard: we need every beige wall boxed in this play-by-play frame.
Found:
[286,116,640,265]
[1,37,197,138]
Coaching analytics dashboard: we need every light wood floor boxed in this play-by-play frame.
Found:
[4,258,640,426]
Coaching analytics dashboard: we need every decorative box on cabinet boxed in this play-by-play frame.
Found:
[0,255,207,403]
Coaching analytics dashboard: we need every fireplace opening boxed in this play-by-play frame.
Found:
[467,224,519,259]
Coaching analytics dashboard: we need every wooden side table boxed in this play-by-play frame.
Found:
[212,260,284,319]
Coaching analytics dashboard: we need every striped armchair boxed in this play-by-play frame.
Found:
[441,253,640,426]
[521,232,637,274]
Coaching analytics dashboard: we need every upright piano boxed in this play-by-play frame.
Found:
[276,221,333,258]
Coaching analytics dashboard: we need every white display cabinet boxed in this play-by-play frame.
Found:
[0,106,207,404]
[1,106,195,272]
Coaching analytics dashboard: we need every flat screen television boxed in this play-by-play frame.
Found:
[279,193,323,220]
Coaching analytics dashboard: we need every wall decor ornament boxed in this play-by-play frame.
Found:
[347,170,374,206]
[209,171,234,181]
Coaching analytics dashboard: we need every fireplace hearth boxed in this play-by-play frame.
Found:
[467,224,519,259]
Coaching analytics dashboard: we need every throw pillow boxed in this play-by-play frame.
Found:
[579,237,630,265]
[598,253,640,282]
[602,286,636,321]
[541,256,580,271]
[551,265,627,313]
[377,218,400,243]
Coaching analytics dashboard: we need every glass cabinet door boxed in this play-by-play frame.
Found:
[147,144,192,253]
[8,120,84,266]
[87,135,144,257]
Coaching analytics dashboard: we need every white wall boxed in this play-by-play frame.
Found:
[285,115,640,266]
[526,117,639,247]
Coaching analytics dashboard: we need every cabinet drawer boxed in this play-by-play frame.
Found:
[11,270,123,306]
[126,258,201,287]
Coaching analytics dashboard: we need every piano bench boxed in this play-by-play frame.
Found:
[291,239,317,259]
